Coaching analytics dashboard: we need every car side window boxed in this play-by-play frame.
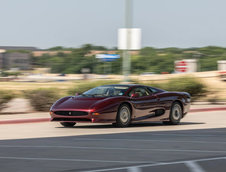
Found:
[147,87,158,93]
[129,87,150,97]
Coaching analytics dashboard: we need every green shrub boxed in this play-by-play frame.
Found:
[0,90,14,111]
[165,77,207,99]
[141,77,207,100]
[25,88,60,111]
[68,80,120,95]
[0,71,21,77]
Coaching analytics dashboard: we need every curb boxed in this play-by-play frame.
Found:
[189,107,226,113]
[0,107,226,125]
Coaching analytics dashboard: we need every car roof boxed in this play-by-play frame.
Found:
[101,84,146,88]
[101,84,165,92]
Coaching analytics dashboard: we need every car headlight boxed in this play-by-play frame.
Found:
[92,112,100,115]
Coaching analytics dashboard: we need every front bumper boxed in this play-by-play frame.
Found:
[50,109,114,123]
[183,102,191,118]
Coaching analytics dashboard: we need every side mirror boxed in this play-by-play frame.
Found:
[131,93,139,98]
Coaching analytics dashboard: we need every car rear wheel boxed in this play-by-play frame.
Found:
[60,122,76,127]
[115,104,131,128]
[164,102,182,125]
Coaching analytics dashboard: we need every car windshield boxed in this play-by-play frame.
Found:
[82,86,129,97]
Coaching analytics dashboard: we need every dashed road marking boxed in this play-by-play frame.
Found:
[185,161,206,172]
[82,156,226,172]
[128,167,142,172]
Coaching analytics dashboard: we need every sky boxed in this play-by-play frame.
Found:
[0,0,226,49]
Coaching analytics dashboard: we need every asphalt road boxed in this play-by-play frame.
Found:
[1,126,226,172]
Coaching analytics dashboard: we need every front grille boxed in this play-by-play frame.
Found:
[52,118,91,122]
[54,111,88,116]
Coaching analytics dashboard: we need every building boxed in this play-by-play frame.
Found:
[0,46,38,51]
[0,46,37,70]
[1,52,31,70]
[0,53,3,69]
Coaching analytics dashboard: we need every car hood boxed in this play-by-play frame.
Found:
[51,96,108,111]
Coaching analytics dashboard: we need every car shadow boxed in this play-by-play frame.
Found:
[56,122,205,129]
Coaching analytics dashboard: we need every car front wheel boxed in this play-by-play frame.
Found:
[60,122,76,127]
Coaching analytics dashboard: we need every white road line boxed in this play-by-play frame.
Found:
[0,145,225,154]
[58,138,226,145]
[138,133,219,137]
[185,161,205,172]
[192,157,226,163]
[0,156,152,164]
[82,156,226,172]
[128,167,142,172]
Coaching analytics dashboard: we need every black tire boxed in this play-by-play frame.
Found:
[166,102,183,125]
[112,123,116,127]
[60,122,76,127]
[162,121,171,125]
[115,104,131,127]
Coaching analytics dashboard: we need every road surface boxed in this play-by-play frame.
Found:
[0,110,226,172]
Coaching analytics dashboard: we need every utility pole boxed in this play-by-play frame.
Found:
[123,0,133,82]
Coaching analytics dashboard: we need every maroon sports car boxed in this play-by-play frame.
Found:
[50,84,191,127]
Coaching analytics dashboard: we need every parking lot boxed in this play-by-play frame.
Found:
[0,110,226,172]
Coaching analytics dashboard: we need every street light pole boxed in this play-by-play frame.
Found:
[123,0,133,82]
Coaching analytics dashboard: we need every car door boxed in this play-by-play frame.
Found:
[129,86,158,121]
